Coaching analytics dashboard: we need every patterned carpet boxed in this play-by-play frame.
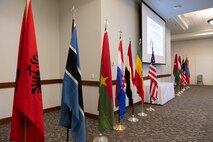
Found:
[1,85,213,142]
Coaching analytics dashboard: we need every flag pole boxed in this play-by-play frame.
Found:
[93,19,109,142]
[24,116,27,142]
[137,39,147,117]
[66,127,69,142]
[128,98,139,122]
[146,45,155,112]
[24,0,30,141]
[25,0,29,19]
[146,95,155,112]
[138,101,147,116]
[114,30,125,131]
[65,6,77,142]
[113,109,126,131]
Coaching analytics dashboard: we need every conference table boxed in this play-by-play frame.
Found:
[144,81,175,105]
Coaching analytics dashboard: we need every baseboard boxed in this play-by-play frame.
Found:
[0,101,142,124]
[0,106,61,125]
[0,117,11,125]
[43,106,61,113]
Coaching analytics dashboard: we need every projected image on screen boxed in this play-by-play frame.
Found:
[142,2,166,64]
[147,16,163,56]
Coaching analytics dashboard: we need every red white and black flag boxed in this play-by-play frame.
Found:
[125,41,134,106]
[148,50,158,101]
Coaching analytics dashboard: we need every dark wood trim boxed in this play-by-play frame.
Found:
[0,101,144,124]
[0,79,63,89]
[85,112,98,119]
[86,101,142,120]
[0,82,15,89]
[42,79,63,85]
[0,74,171,89]
[0,106,61,125]
[157,74,171,78]
[43,106,61,113]
[82,80,117,86]
[112,80,117,85]
[144,74,171,80]
[114,101,142,114]
[0,117,11,125]
[82,80,99,86]
[0,107,98,124]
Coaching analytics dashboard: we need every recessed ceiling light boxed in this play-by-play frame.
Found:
[208,19,213,25]
[174,5,182,10]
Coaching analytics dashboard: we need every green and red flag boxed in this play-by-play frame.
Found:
[10,0,44,141]
[134,40,144,103]
[98,31,115,132]
[173,54,180,86]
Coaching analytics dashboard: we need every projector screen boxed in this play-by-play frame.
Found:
[142,2,166,64]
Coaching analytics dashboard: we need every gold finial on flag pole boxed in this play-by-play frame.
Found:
[26,0,30,11]
[104,19,108,31]
[25,0,30,24]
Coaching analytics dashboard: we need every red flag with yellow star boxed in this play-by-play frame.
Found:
[98,31,115,132]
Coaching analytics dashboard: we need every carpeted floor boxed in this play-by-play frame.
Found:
[1,85,213,142]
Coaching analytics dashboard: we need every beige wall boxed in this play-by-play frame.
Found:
[171,38,213,85]
[0,0,171,118]
[0,0,61,119]
[59,0,102,115]
[59,0,171,114]
[101,0,142,110]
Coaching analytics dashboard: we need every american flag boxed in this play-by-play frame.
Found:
[148,50,158,101]
[180,59,187,88]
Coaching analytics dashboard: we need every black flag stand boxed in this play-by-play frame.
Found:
[66,128,69,142]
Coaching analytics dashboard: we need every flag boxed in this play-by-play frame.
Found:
[173,54,180,86]
[148,50,158,101]
[180,59,187,88]
[59,20,86,142]
[178,56,182,87]
[115,37,126,119]
[10,1,44,141]
[185,57,190,84]
[134,40,144,103]
[98,31,115,132]
[125,41,134,106]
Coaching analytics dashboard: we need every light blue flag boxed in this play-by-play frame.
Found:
[59,20,86,142]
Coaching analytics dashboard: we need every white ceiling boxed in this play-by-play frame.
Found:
[142,0,213,41]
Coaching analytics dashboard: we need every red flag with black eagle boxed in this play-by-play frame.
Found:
[10,0,44,141]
